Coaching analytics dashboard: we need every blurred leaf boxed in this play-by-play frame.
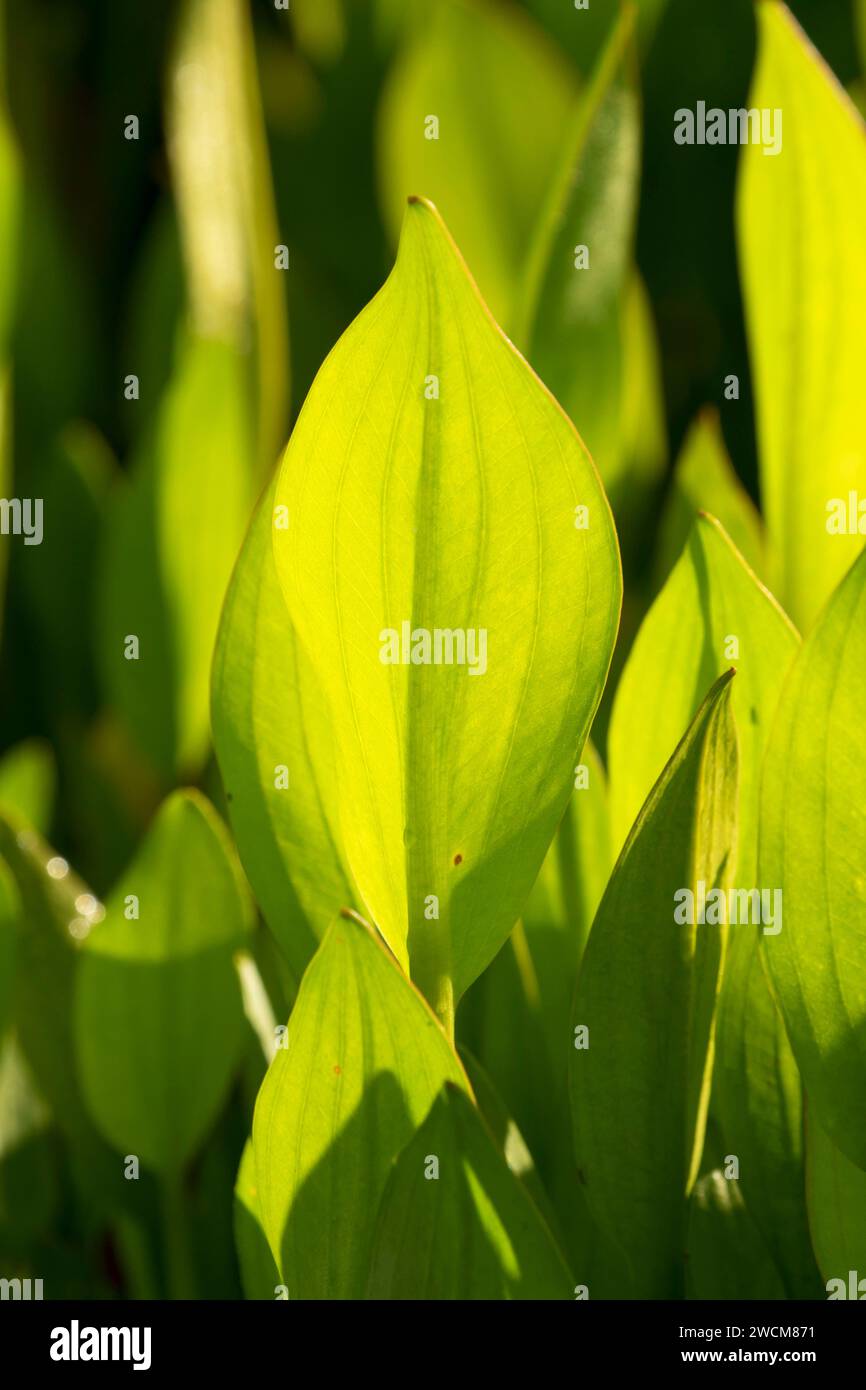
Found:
[523,0,670,76]
[517,9,641,496]
[0,816,115,1191]
[211,474,356,980]
[291,0,346,66]
[16,423,113,722]
[377,0,578,325]
[0,1035,57,1246]
[655,411,764,589]
[0,364,9,638]
[570,671,737,1298]
[100,332,253,777]
[0,79,19,352]
[367,1084,573,1299]
[252,914,469,1297]
[168,0,290,471]
[609,513,797,859]
[0,738,54,834]
[686,1170,786,1300]
[75,789,253,1175]
[616,268,667,534]
[760,546,866,1168]
[738,1,866,630]
[806,1106,866,1290]
[0,855,18,1036]
[233,1136,279,1300]
[273,198,621,1029]
[124,200,184,441]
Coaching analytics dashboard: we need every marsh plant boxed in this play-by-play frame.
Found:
[0,0,864,1304]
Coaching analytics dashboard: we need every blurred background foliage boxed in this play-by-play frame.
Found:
[0,0,862,1298]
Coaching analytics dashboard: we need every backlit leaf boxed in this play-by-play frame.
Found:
[212,474,356,980]
[0,739,54,836]
[738,1,866,630]
[570,670,737,1298]
[252,914,470,1297]
[273,197,621,1030]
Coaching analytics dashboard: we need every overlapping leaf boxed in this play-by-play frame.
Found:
[273,198,621,1029]
[366,1084,573,1300]
[571,671,737,1298]
[806,1107,866,1292]
[252,914,470,1297]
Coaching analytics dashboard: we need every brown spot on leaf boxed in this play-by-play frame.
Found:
[453,853,463,866]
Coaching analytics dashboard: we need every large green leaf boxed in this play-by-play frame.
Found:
[75,789,253,1175]
[516,8,641,499]
[167,0,289,472]
[654,411,764,589]
[760,546,866,1168]
[570,670,737,1298]
[252,914,470,1298]
[212,474,356,981]
[806,1106,866,1292]
[738,1,866,630]
[100,332,253,776]
[272,197,621,1031]
[377,0,578,326]
[233,1137,279,1300]
[366,1084,573,1299]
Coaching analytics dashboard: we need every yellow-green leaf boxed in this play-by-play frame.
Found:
[738,1,866,630]
[252,914,470,1297]
[212,474,356,979]
[273,198,621,1030]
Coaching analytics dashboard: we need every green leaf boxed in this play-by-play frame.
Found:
[0,740,54,838]
[806,1106,866,1292]
[760,546,866,1168]
[252,914,470,1298]
[570,670,738,1298]
[516,9,641,497]
[167,0,290,472]
[367,1084,573,1299]
[273,197,621,1030]
[654,411,764,589]
[608,513,815,1292]
[99,333,253,776]
[377,0,578,326]
[738,1,866,630]
[211,474,356,980]
[609,513,797,861]
[686,1170,786,1300]
[75,789,253,1175]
